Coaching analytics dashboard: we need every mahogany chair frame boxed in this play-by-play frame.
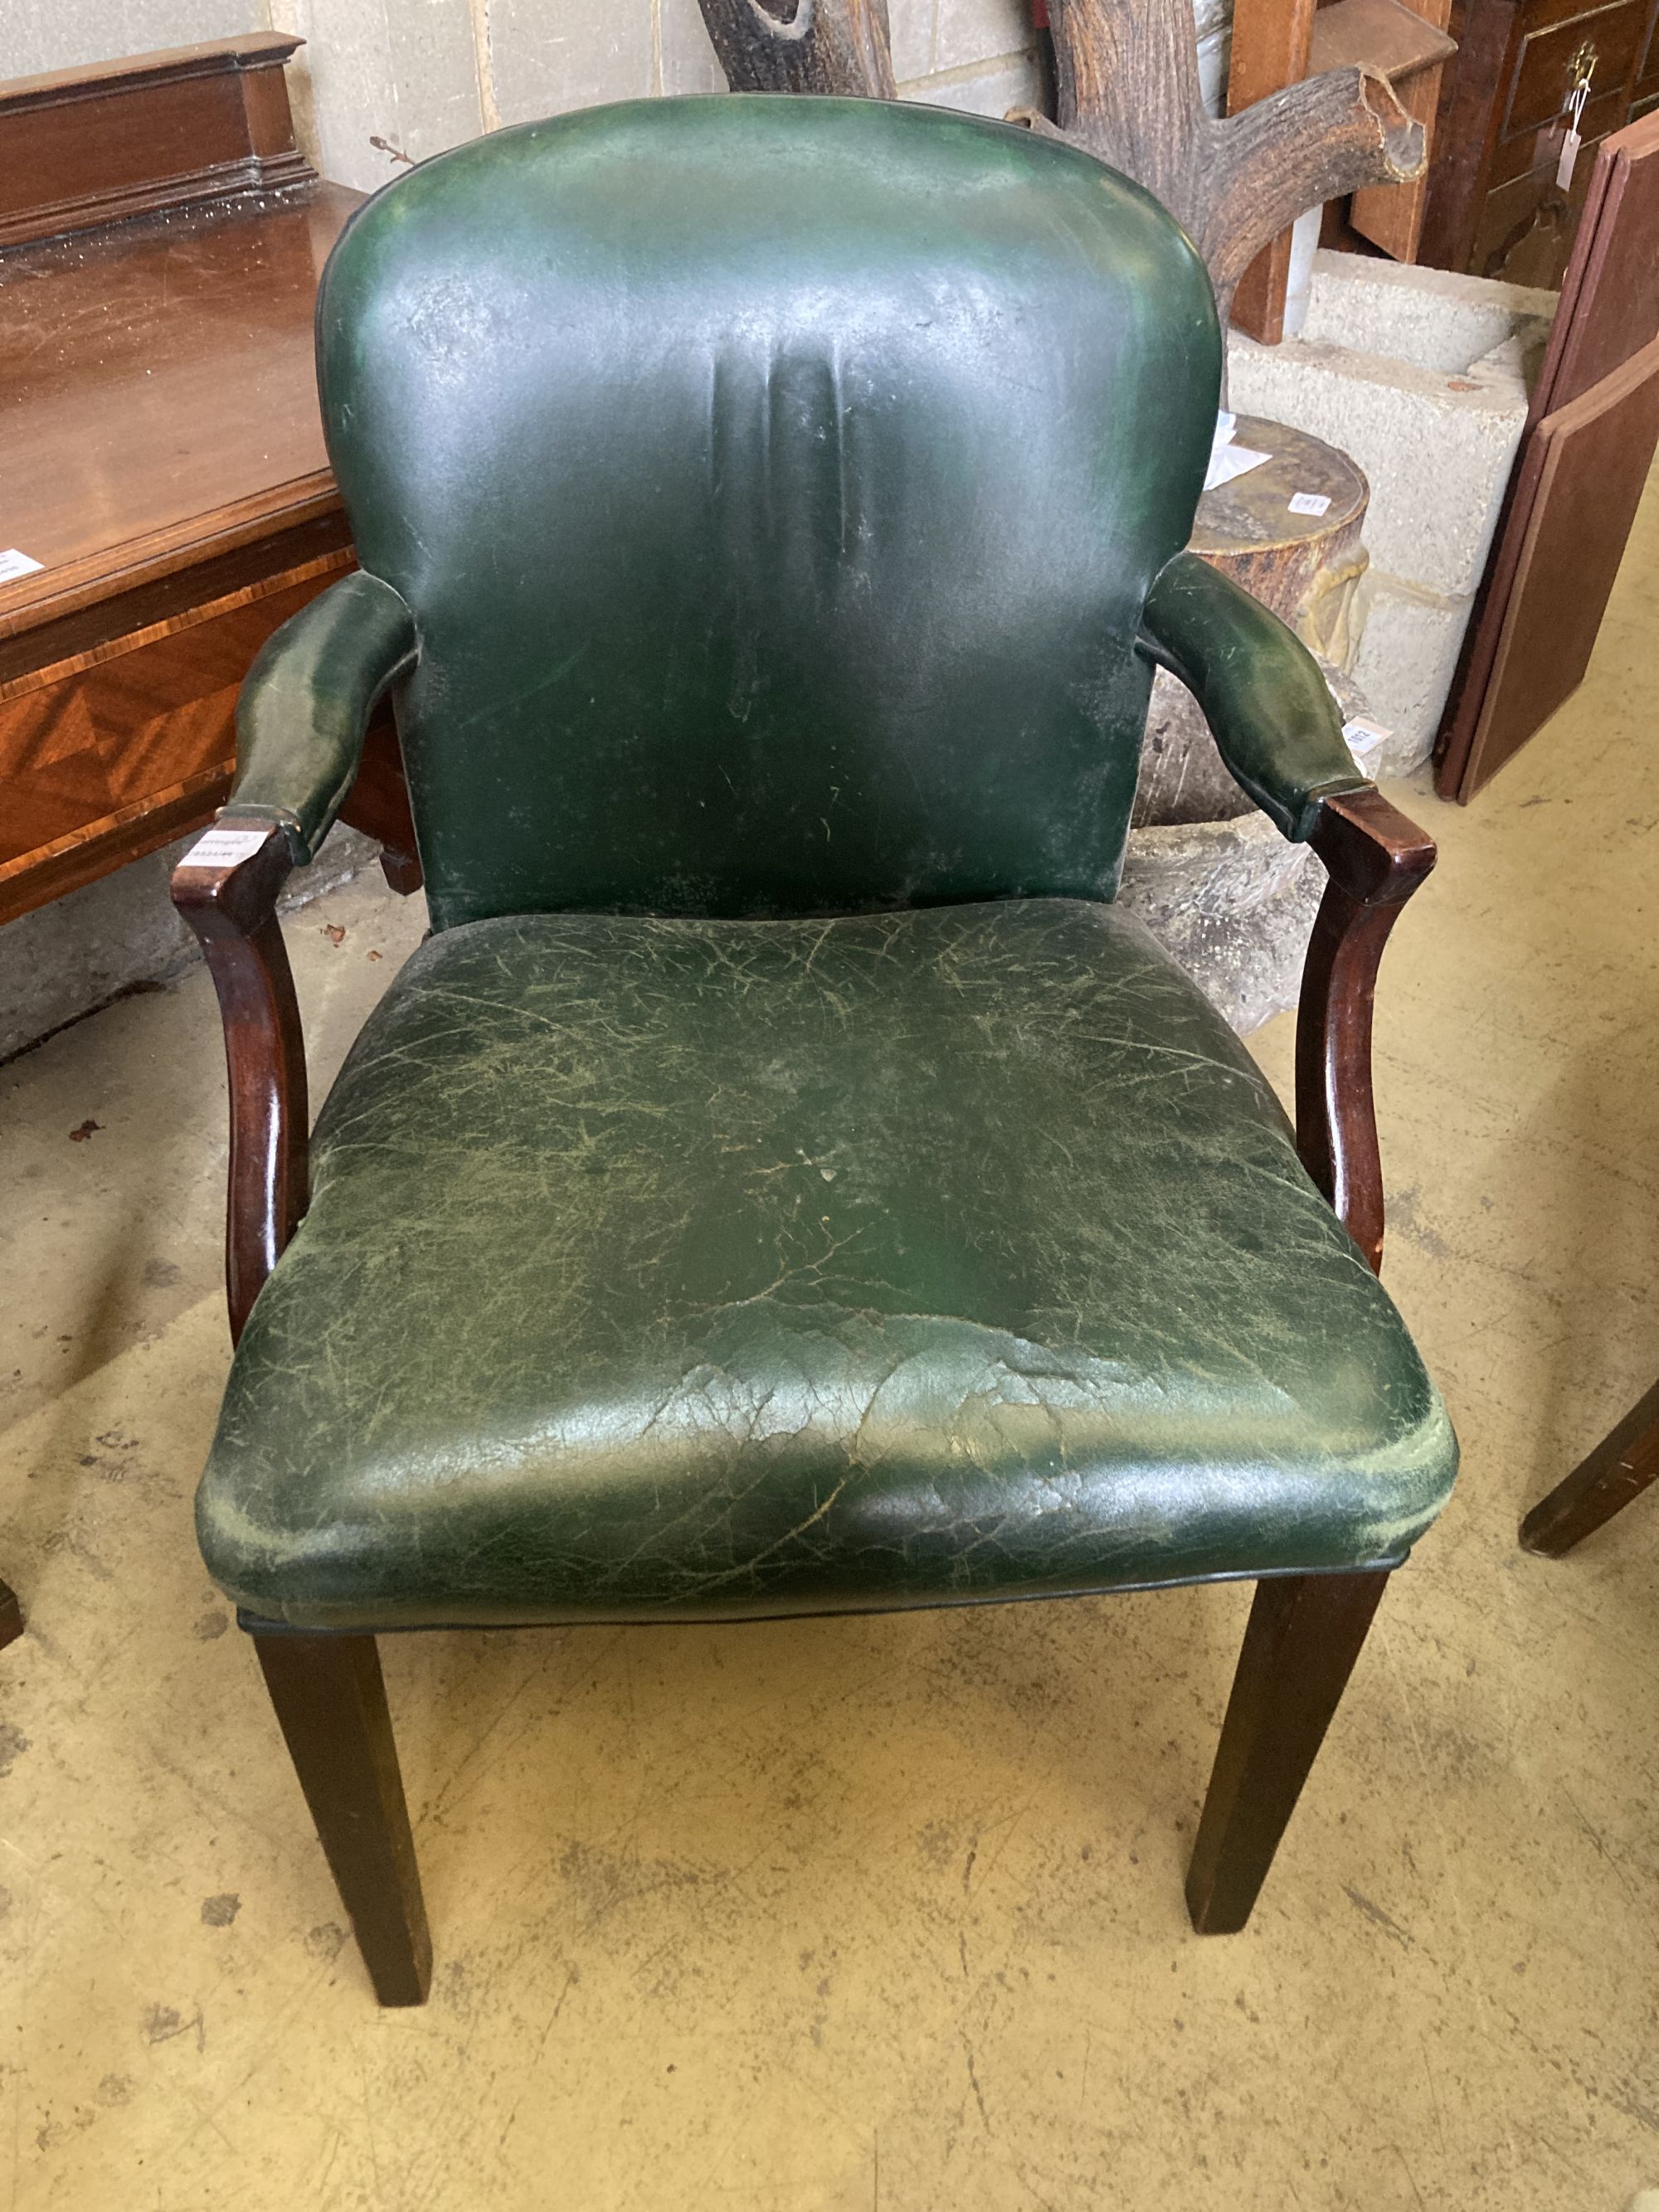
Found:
[1520,1376,1659,1558]
[173,782,1435,2002]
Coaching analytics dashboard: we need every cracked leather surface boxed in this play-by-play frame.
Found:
[197,901,1457,1629]
[314,97,1222,930]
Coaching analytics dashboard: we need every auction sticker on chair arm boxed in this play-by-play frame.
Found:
[182,828,273,869]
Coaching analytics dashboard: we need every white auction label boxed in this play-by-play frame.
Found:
[1204,442,1271,493]
[0,548,45,583]
[1287,491,1331,517]
[183,827,271,869]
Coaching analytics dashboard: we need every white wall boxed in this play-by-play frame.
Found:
[281,0,1048,194]
[5,0,264,76]
[7,1,1233,195]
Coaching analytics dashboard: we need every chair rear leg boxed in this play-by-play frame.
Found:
[1520,1376,1659,1557]
[253,1630,432,2005]
[1185,1568,1390,1935]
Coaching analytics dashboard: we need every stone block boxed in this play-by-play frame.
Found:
[1346,572,1470,767]
[1227,328,1527,600]
[1300,250,1555,378]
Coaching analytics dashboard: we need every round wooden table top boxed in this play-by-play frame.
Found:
[1192,414,1369,557]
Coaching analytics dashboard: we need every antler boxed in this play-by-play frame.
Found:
[1047,0,1423,327]
[695,0,895,95]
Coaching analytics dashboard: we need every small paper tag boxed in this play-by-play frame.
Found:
[1288,490,1331,518]
[183,827,270,870]
[1342,716,1392,766]
[1204,442,1272,493]
[1556,128,1582,190]
[0,547,45,584]
[1213,408,1237,450]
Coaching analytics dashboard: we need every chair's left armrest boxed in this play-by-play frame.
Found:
[1139,551,1370,840]
[1138,551,1438,1273]
[231,569,418,863]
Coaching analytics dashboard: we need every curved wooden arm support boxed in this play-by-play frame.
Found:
[172,821,308,1343]
[1297,788,1436,1276]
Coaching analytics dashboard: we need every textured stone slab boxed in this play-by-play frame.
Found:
[1228,333,1526,602]
[1228,255,1548,604]
[1121,811,1323,1035]
[1348,574,1469,765]
[1300,250,1555,379]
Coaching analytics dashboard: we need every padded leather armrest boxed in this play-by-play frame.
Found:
[1138,552,1370,842]
[228,571,418,864]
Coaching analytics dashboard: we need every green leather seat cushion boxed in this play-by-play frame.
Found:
[197,899,1456,1629]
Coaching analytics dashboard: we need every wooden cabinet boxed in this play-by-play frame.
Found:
[1420,0,1659,281]
[0,38,415,930]
[1434,110,1659,796]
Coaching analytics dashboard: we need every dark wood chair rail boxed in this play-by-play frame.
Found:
[1297,785,1438,1276]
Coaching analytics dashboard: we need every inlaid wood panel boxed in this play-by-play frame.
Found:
[0,557,351,923]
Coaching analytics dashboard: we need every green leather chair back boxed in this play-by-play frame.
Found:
[318,96,1220,931]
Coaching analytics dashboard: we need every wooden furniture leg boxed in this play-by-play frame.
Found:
[1185,786,1430,1934]
[254,1631,431,2005]
[1186,1568,1390,1933]
[0,1578,22,1650]
[1520,1375,1659,1557]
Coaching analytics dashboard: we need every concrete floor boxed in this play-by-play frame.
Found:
[2,479,1657,2211]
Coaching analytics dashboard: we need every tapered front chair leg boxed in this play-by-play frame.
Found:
[1185,1568,1390,1935]
[1520,1376,1659,1557]
[253,1631,432,2005]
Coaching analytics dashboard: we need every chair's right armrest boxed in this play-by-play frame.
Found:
[229,569,418,863]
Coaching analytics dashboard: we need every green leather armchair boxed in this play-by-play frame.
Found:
[173,95,1456,2006]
